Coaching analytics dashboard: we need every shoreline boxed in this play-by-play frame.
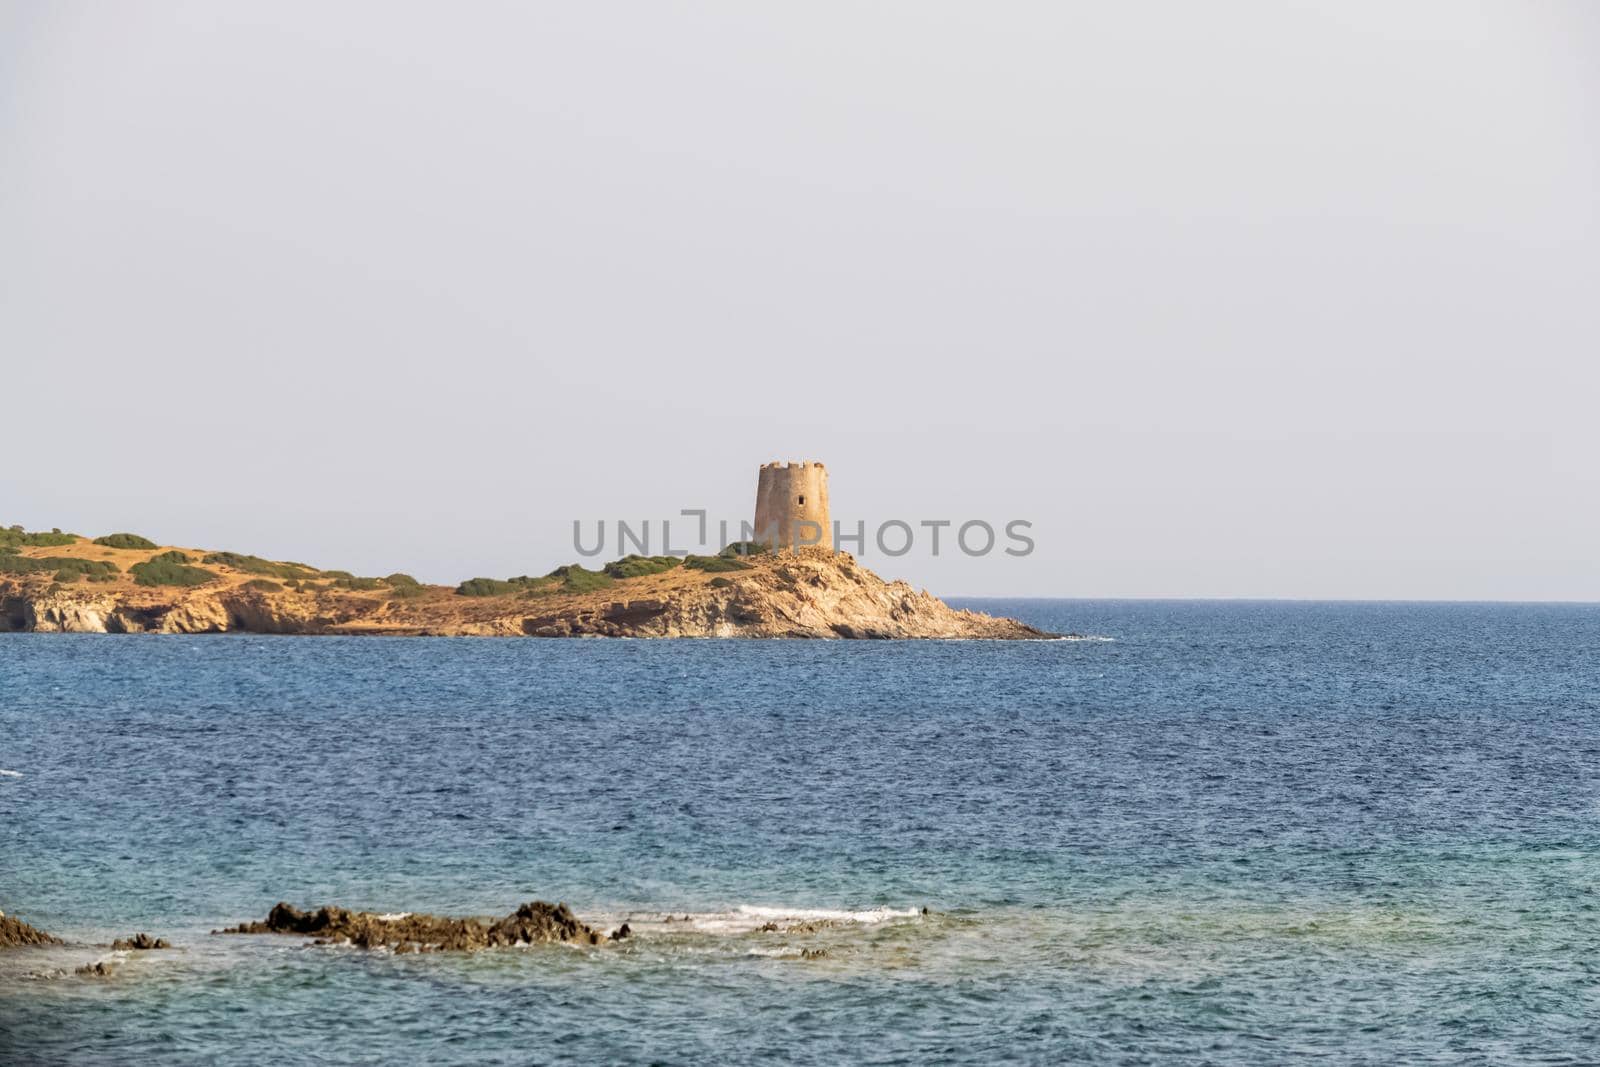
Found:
[2,530,1051,640]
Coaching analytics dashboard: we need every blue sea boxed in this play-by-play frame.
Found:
[4,600,1600,1064]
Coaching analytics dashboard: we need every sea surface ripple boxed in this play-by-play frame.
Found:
[3,600,1599,1064]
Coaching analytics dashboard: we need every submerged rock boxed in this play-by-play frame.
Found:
[218,900,613,952]
[111,933,170,950]
[0,913,63,948]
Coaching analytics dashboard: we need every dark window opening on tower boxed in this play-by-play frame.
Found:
[798,496,805,505]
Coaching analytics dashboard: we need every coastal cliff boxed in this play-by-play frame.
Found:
[0,529,1048,639]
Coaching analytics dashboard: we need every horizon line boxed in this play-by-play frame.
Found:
[943,594,1600,606]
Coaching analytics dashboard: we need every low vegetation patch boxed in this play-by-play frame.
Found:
[331,576,385,591]
[456,576,548,597]
[151,550,192,563]
[455,564,615,598]
[0,555,120,582]
[545,564,613,593]
[684,554,752,573]
[455,577,510,597]
[242,578,283,592]
[1,526,79,548]
[602,554,683,579]
[131,557,219,588]
[93,533,158,550]
[202,552,320,580]
[54,559,121,583]
[719,541,769,558]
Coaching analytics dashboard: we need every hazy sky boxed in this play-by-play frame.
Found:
[3,1,1597,598]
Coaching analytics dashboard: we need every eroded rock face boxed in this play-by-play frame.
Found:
[0,913,63,948]
[219,900,613,951]
[155,597,230,634]
[24,594,117,633]
[221,594,323,634]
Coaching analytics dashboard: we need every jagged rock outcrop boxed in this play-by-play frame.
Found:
[219,900,614,951]
[0,912,63,948]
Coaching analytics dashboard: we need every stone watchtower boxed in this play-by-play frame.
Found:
[753,461,831,550]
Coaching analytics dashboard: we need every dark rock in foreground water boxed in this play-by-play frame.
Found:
[218,900,615,951]
[112,933,171,950]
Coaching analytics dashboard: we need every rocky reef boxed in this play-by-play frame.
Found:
[1,532,1052,639]
[219,900,622,952]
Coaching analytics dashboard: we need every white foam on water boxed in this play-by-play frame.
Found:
[737,905,919,924]
[633,905,922,936]
[743,945,799,958]
[375,913,411,922]
[0,769,22,778]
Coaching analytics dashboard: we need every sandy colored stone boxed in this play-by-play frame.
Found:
[754,460,832,550]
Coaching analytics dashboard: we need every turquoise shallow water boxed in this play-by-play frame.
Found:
[3,600,1600,1064]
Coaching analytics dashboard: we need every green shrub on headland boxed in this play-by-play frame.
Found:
[455,577,509,597]
[453,551,763,597]
[0,529,79,548]
[454,564,615,598]
[684,554,752,573]
[242,578,283,592]
[386,582,429,599]
[151,550,192,564]
[94,533,158,550]
[0,555,120,582]
[131,557,218,588]
[545,564,613,593]
[202,552,320,580]
[456,576,546,597]
[603,555,683,579]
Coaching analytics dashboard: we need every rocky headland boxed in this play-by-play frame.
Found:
[0,526,1051,639]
